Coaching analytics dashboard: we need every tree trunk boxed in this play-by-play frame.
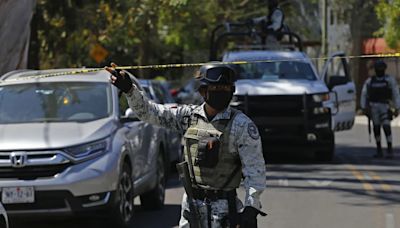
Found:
[0,0,36,76]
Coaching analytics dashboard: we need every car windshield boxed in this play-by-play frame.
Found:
[237,61,317,80]
[0,82,112,124]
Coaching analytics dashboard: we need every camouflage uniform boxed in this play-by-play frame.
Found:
[360,74,400,144]
[125,85,266,228]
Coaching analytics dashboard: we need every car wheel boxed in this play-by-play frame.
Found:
[316,132,335,162]
[111,162,135,228]
[140,152,166,210]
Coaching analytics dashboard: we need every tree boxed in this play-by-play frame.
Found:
[0,0,36,75]
[375,0,400,49]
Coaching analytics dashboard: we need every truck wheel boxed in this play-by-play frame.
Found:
[316,133,335,162]
[140,152,166,210]
[111,162,135,228]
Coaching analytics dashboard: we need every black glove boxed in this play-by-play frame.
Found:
[108,68,133,93]
[240,206,267,228]
[362,109,370,118]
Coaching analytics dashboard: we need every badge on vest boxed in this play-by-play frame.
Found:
[248,123,260,140]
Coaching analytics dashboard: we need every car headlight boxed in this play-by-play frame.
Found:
[65,139,109,159]
[312,93,330,102]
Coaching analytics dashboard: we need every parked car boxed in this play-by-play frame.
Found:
[138,79,183,163]
[209,22,356,161]
[174,79,204,105]
[0,69,168,227]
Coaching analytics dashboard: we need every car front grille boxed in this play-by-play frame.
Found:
[0,151,72,180]
[0,164,70,180]
[233,94,311,119]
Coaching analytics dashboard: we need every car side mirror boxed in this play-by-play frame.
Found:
[327,75,348,90]
[121,108,139,122]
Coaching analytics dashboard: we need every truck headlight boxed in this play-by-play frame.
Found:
[65,139,109,159]
[312,93,330,102]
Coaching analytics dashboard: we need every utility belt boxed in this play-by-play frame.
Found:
[192,188,236,202]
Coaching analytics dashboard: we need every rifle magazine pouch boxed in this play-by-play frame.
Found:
[195,137,220,168]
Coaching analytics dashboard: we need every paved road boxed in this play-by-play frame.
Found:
[10,123,400,228]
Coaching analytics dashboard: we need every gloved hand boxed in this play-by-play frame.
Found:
[105,63,133,93]
[362,109,370,117]
[394,109,399,118]
[239,206,267,228]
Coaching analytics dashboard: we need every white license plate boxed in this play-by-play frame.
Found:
[1,187,35,204]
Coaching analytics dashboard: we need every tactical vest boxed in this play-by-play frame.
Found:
[368,76,392,103]
[183,109,242,191]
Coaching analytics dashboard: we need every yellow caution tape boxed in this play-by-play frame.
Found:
[1,52,400,82]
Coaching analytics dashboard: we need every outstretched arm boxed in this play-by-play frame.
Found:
[106,63,193,132]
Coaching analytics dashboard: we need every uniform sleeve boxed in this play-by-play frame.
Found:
[360,79,370,109]
[389,76,400,109]
[235,115,266,210]
[125,85,193,132]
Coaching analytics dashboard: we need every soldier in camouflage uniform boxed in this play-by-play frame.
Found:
[106,62,266,228]
[361,60,400,159]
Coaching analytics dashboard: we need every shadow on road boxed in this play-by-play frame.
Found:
[265,145,400,206]
[9,204,181,228]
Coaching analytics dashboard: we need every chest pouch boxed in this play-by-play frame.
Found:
[195,136,220,168]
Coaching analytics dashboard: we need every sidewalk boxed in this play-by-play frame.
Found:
[354,115,400,127]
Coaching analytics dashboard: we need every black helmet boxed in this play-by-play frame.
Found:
[374,59,387,70]
[195,63,236,89]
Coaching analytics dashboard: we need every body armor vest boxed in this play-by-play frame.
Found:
[368,76,392,103]
[183,109,241,191]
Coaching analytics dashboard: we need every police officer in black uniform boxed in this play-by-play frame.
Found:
[361,60,400,158]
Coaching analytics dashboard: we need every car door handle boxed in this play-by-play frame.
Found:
[347,89,354,94]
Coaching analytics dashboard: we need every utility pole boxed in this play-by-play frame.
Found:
[320,0,328,71]
[321,0,328,57]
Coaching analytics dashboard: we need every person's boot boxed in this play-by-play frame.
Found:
[373,142,383,158]
[386,142,394,159]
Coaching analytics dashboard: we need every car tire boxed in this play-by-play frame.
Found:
[316,132,335,162]
[140,152,166,210]
[110,162,135,228]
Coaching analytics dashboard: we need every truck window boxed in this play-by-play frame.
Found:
[238,61,316,80]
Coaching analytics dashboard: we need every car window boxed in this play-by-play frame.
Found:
[0,82,111,123]
[119,93,129,117]
[238,61,317,80]
[152,83,166,104]
[324,57,349,84]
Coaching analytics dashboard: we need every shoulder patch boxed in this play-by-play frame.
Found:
[247,123,260,140]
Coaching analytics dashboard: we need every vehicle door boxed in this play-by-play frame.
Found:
[321,52,356,131]
[152,81,182,162]
[118,93,144,181]
[118,79,154,181]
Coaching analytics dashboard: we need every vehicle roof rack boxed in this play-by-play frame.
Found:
[209,22,303,60]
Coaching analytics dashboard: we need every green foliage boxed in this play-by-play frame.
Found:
[375,0,400,49]
[31,0,327,78]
